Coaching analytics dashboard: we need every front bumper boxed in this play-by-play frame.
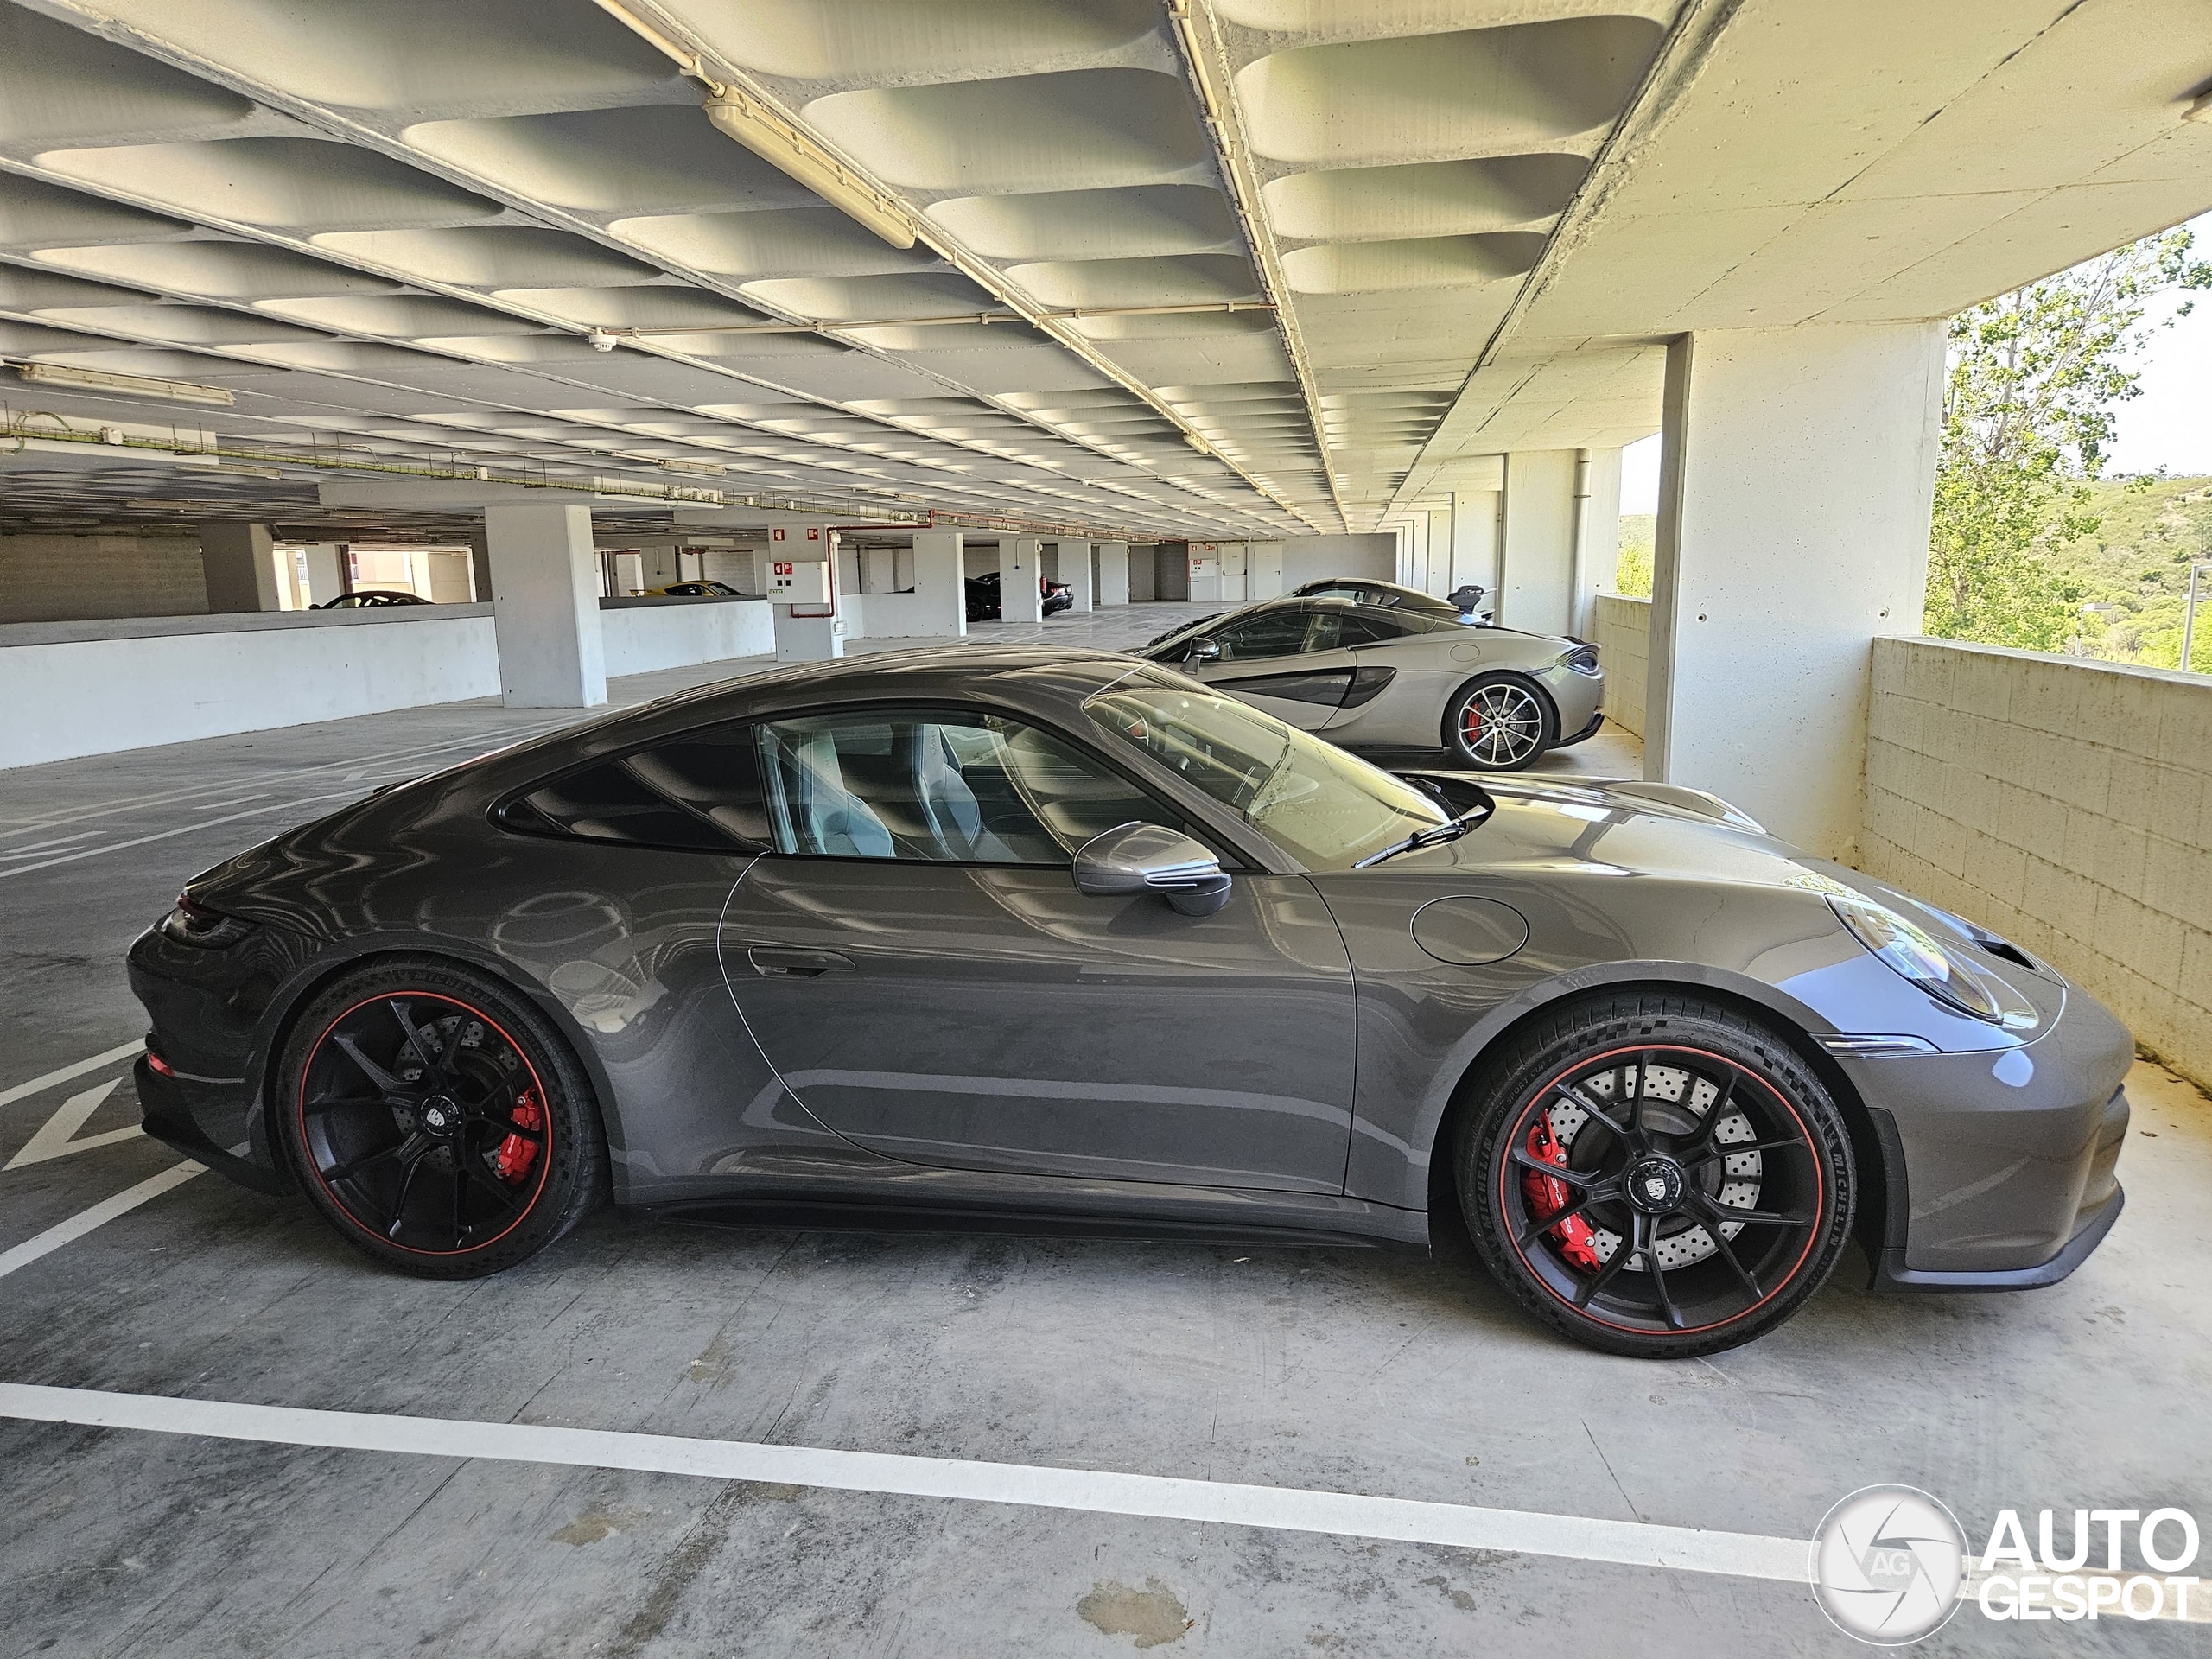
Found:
[1838,981,2133,1287]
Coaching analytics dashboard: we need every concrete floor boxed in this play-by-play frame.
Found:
[1,602,2205,1656]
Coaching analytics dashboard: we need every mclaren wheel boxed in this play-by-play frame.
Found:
[1458,995,1854,1357]
[1446,673,1556,772]
[278,957,607,1278]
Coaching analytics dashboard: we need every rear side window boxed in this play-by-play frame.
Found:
[499,726,769,854]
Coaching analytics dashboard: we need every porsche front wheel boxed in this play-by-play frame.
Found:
[1458,995,1854,1357]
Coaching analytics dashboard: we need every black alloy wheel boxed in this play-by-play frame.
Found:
[279,958,607,1277]
[1459,995,1854,1357]
[1446,673,1556,772]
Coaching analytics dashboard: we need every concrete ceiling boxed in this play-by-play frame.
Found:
[0,0,2206,540]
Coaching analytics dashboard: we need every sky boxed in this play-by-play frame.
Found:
[1616,210,2212,516]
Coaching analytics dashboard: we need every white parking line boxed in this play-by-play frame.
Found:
[0,1165,204,1281]
[0,1041,144,1110]
[0,1382,1808,1584]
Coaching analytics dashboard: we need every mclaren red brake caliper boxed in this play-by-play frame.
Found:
[1520,1118,1600,1272]
[494,1089,543,1184]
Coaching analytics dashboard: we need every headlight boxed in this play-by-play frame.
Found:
[1830,897,2035,1027]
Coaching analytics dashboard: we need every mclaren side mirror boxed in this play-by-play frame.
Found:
[1182,635,1221,665]
[1071,822,1232,917]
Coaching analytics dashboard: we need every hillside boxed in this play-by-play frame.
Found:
[1610,485,2211,670]
[2048,474,2212,669]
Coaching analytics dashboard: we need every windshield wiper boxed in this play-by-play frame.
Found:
[1353,808,1485,868]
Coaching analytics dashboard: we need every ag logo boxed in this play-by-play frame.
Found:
[1810,1485,1966,1644]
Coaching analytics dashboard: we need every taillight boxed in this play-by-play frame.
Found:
[146,1049,176,1077]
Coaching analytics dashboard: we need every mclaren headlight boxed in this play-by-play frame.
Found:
[1830,896,2037,1029]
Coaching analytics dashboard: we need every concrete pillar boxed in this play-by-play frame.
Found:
[860,547,897,594]
[1570,448,1624,638]
[464,532,493,603]
[1498,451,1579,634]
[1096,541,1130,606]
[482,502,607,708]
[1646,321,1943,858]
[1001,536,1045,622]
[1249,540,1283,600]
[300,543,346,607]
[198,522,283,613]
[1058,540,1093,613]
[910,528,966,637]
[1450,491,1500,599]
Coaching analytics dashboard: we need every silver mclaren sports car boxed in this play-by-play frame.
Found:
[1139,593,1605,771]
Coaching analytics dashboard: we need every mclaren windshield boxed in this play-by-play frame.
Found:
[1083,669,1458,870]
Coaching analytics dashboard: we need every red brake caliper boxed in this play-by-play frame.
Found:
[494,1089,543,1184]
[1521,1118,1601,1272]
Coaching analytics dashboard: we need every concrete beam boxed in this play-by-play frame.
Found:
[482,502,606,708]
[1646,321,1943,858]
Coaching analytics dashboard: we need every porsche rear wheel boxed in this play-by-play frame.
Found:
[1446,674,1555,771]
[1458,995,1854,1357]
[277,957,607,1278]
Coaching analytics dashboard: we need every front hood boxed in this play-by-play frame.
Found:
[1399,772,1815,889]
[1392,772,1994,944]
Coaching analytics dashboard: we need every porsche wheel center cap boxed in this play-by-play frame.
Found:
[420,1096,457,1136]
[1625,1156,1685,1213]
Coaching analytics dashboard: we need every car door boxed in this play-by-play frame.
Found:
[719,703,1358,1192]
[1318,608,1463,746]
[1185,607,1359,731]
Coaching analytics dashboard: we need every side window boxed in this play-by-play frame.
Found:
[1211,609,1313,661]
[1306,610,1342,651]
[499,725,768,853]
[756,708,1179,864]
[1335,610,1415,645]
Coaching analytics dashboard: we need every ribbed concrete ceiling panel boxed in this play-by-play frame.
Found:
[0,0,2202,540]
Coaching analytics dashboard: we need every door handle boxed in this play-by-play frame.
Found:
[747,946,855,978]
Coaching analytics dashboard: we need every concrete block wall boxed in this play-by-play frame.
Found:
[1592,593,1649,739]
[0,533,209,623]
[1862,637,2212,1091]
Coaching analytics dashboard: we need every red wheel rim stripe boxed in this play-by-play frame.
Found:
[297,990,553,1257]
[1496,1041,1827,1337]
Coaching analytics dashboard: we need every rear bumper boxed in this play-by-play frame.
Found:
[1535,665,1605,741]
[134,1053,292,1195]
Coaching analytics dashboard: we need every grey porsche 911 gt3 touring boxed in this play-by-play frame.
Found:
[128,648,2129,1357]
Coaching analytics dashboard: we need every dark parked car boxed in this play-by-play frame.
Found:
[315,590,430,609]
[1292,576,1492,625]
[965,569,1073,621]
[130,648,2130,1358]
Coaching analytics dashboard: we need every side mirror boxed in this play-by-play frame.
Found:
[1071,822,1232,917]
[1181,635,1221,665]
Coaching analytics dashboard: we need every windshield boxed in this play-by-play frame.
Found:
[1083,670,1451,869]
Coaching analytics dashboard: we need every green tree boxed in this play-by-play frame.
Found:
[1926,226,2211,652]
